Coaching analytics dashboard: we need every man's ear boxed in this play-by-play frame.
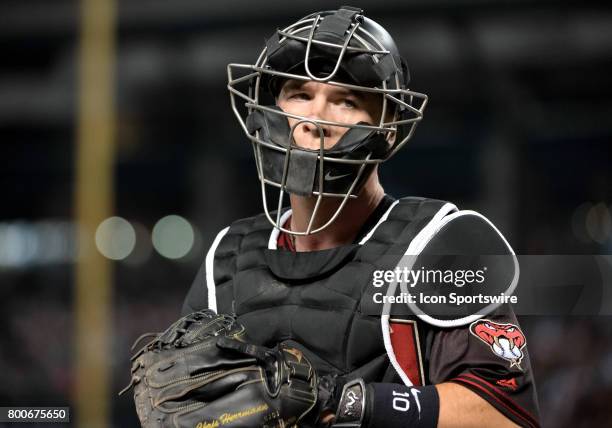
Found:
[386,127,397,145]
[384,111,397,145]
[381,104,397,145]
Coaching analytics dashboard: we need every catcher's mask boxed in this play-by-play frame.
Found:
[227,6,428,235]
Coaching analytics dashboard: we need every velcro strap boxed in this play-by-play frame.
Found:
[400,56,411,86]
[339,5,363,13]
[316,6,363,37]
[216,337,271,362]
[265,31,282,56]
[287,379,317,402]
[245,111,263,134]
[285,149,317,196]
[371,54,397,82]
[288,361,312,381]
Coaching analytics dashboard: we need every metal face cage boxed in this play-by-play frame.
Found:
[227,9,428,236]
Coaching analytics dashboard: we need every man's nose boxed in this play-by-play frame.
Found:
[300,121,331,140]
[300,95,331,139]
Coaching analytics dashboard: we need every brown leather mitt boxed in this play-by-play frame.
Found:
[120,310,317,428]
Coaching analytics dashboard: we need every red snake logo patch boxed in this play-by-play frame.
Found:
[470,319,526,370]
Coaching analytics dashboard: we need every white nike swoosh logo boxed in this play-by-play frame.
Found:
[325,171,352,181]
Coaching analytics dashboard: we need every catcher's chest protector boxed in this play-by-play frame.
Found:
[212,197,452,381]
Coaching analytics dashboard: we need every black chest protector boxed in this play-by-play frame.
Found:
[210,197,457,383]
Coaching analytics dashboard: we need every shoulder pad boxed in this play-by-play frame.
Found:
[397,210,519,327]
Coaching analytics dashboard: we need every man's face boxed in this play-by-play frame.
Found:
[276,79,385,150]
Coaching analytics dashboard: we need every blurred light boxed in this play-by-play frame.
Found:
[571,202,592,243]
[152,215,194,259]
[0,222,36,267]
[0,221,75,268]
[38,221,76,263]
[585,202,612,244]
[95,217,136,260]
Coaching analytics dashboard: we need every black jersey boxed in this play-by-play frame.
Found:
[182,196,540,427]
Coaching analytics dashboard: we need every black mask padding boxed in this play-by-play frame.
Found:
[246,106,291,147]
[248,108,317,196]
[246,107,391,196]
[285,150,318,196]
[263,6,409,95]
[265,37,400,97]
[313,125,390,195]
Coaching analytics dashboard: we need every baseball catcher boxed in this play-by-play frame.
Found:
[133,5,541,428]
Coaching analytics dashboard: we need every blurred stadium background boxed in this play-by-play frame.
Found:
[1,0,611,426]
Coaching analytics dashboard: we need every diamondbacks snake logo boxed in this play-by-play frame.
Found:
[344,390,358,415]
[469,319,527,370]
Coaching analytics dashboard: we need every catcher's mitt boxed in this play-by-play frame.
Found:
[120,310,318,428]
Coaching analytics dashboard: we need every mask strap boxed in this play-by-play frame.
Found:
[303,11,362,83]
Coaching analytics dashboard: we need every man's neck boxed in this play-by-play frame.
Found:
[288,174,385,252]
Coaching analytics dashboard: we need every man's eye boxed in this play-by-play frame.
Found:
[342,98,358,108]
[290,92,310,101]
